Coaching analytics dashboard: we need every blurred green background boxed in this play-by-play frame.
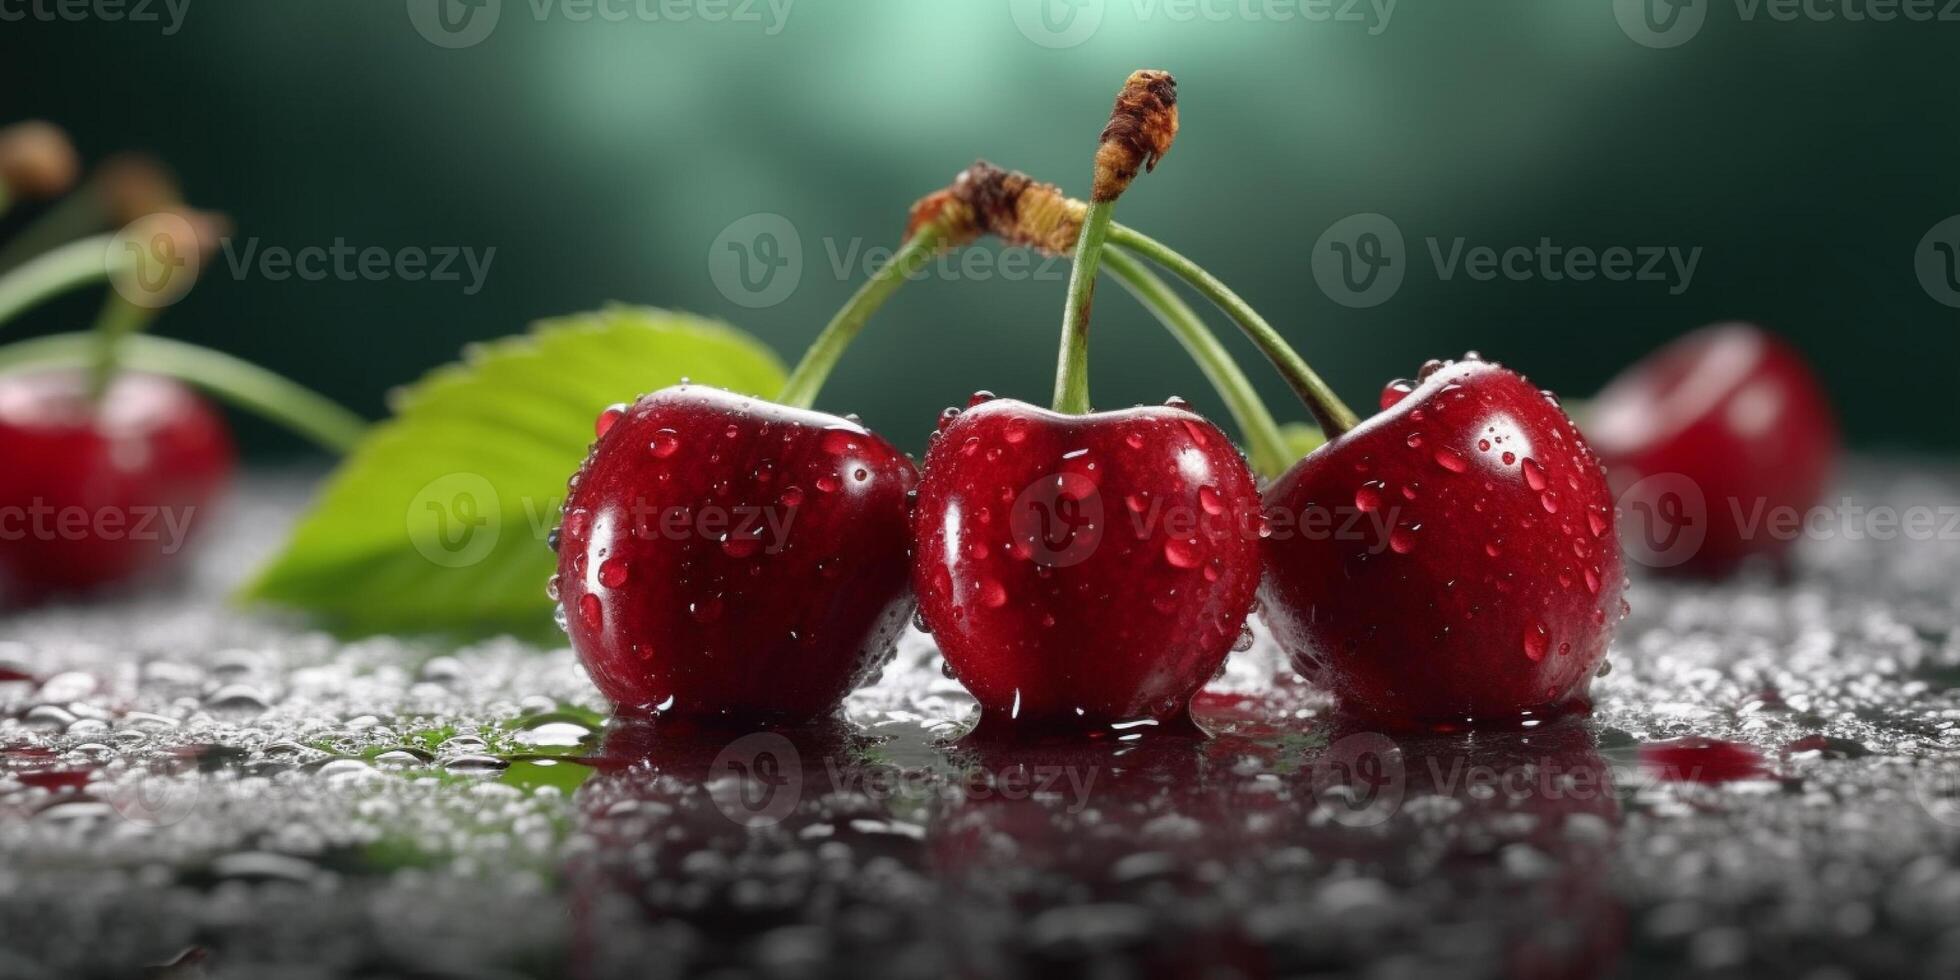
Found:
[4,0,1956,455]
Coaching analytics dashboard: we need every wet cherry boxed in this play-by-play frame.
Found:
[1587,322,1836,576]
[0,370,233,602]
[555,384,916,723]
[1259,356,1627,728]
[912,397,1263,734]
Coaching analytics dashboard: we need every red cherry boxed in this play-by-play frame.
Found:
[556,385,917,723]
[1588,323,1837,576]
[912,398,1263,734]
[0,371,233,602]
[1259,358,1627,728]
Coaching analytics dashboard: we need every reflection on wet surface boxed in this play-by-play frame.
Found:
[4,472,1960,978]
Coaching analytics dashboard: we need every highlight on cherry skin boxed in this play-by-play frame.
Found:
[1258,355,1628,730]
[911,392,1264,737]
[1586,322,1837,577]
[0,369,234,603]
[552,384,917,724]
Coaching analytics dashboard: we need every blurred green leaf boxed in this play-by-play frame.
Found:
[242,306,787,637]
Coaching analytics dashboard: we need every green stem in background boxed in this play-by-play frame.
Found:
[0,233,119,329]
[1102,247,1292,477]
[1051,200,1115,415]
[0,332,367,453]
[88,293,157,400]
[776,218,950,410]
[1109,223,1360,437]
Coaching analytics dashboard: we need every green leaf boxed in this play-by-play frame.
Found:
[242,305,787,636]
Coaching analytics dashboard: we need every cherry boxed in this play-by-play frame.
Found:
[1259,357,1627,728]
[0,370,233,602]
[555,385,917,723]
[1587,322,1836,576]
[912,396,1263,734]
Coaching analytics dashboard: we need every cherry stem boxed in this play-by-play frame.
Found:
[0,332,367,452]
[1108,223,1360,437]
[87,293,156,401]
[777,217,950,411]
[0,233,119,329]
[1101,247,1291,477]
[1052,199,1115,414]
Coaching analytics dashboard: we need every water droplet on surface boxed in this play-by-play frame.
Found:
[978,579,1009,608]
[1163,538,1203,569]
[1405,432,1424,449]
[1523,624,1550,662]
[598,557,629,588]
[1004,418,1030,444]
[1380,379,1415,409]
[1198,485,1226,515]
[780,486,805,508]
[1539,492,1560,514]
[649,429,681,458]
[1354,483,1383,513]
[1522,458,1548,491]
[1588,511,1609,538]
[1433,450,1468,473]
[579,593,603,629]
[595,404,625,437]
[1389,526,1417,554]
[816,474,841,493]
[1125,431,1146,450]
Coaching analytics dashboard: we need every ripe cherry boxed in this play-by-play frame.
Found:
[912,397,1263,734]
[555,385,917,723]
[1587,323,1836,576]
[1259,357,1627,728]
[0,370,233,602]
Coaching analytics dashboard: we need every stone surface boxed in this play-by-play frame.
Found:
[3,466,1959,979]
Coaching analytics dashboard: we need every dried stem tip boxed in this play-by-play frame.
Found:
[1092,69,1177,203]
[906,160,1086,256]
[0,120,81,200]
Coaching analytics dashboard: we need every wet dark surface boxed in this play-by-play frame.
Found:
[4,467,1960,979]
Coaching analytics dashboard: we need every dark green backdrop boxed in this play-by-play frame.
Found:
[5,1,1956,454]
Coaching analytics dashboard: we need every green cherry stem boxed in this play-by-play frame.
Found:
[776,217,951,411]
[0,332,367,453]
[1108,223,1360,437]
[1101,246,1292,477]
[1051,199,1114,415]
[0,233,119,329]
[87,293,156,400]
